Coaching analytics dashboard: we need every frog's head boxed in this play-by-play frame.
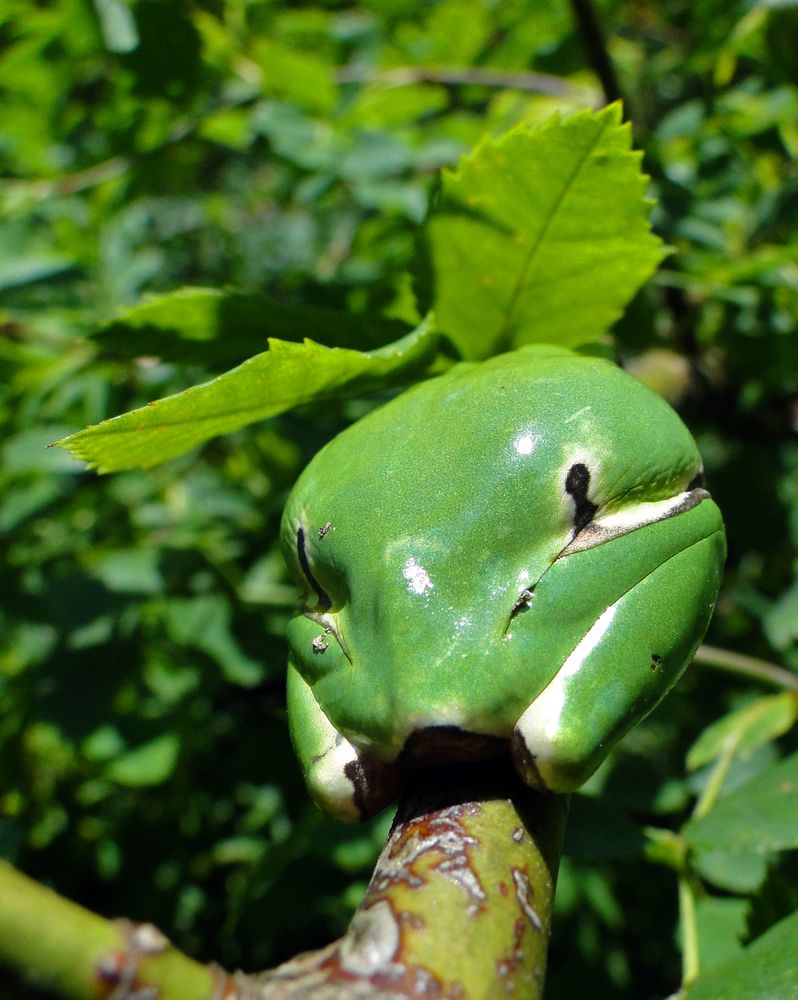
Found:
[281,346,725,821]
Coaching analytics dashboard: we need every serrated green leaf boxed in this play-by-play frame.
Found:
[685,751,798,859]
[427,103,666,358]
[686,909,798,1000]
[93,287,412,368]
[687,693,798,771]
[56,318,438,472]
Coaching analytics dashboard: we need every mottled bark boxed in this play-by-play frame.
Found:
[242,757,568,999]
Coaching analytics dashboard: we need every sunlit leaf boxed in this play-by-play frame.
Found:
[427,103,666,358]
[57,318,438,472]
[253,38,337,115]
[686,693,798,771]
[106,733,180,787]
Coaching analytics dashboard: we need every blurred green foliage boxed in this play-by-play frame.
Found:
[1,1,797,998]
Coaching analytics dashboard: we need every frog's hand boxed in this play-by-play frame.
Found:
[287,663,400,822]
[512,529,725,793]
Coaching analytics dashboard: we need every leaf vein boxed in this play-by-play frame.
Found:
[497,117,612,349]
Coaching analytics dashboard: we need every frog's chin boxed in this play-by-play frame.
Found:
[321,727,513,821]
[400,726,507,765]
[309,723,508,822]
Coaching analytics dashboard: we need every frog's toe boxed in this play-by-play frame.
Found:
[511,705,585,794]
[287,663,399,822]
[308,728,400,823]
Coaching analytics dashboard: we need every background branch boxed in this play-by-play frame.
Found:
[568,0,624,109]
[0,862,228,999]
[694,644,798,693]
[0,759,567,1000]
[335,65,594,102]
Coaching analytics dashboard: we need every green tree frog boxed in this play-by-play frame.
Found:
[281,345,725,822]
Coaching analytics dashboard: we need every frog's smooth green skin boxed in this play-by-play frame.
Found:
[281,345,726,822]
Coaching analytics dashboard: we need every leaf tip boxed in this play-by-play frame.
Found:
[602,100,625,124]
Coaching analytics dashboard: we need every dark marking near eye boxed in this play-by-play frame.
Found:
[688,471,705,491]
[565,463,598,535]
[296,526,331,610]
[650,654,663,671]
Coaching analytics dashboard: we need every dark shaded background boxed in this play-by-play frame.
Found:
[1,1,797,996]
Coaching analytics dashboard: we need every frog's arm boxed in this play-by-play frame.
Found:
[513,505,725,791]
[286,661,399,823]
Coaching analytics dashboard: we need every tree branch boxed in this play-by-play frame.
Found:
[244,757,568,998]
[0,862,230,999]
[335,65,594,102]
[694,644,798,693]
[0,758,568,999]
[568,0,624,110]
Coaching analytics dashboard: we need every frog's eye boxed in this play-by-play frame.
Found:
[296,527,332,611]
[561,469,709,557]
[565,462,598,538]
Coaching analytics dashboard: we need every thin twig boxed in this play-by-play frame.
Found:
[678,871,700,989]
[694,644,798,693]
[336,65,595,102]
[0,862,224,1000]
[568,0,624,109]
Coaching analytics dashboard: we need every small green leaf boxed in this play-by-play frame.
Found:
[164,595,265,688]
[56,318,438,472]
[2,427,86,475]
[694,895,749,973]
[687,693,798,771]
[691,847,769,894]
[93,287,412,368]
[427,103,666,359]
[93,0,139,53]
[92,549,163,595]
[764,582,798,651]
[106,733,180,787]
[0,256,75,292]
[685,751,798,859]
[253,39,337,115]
[686,909,798,1000]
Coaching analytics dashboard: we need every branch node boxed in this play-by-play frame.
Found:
[97,920,173,999]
